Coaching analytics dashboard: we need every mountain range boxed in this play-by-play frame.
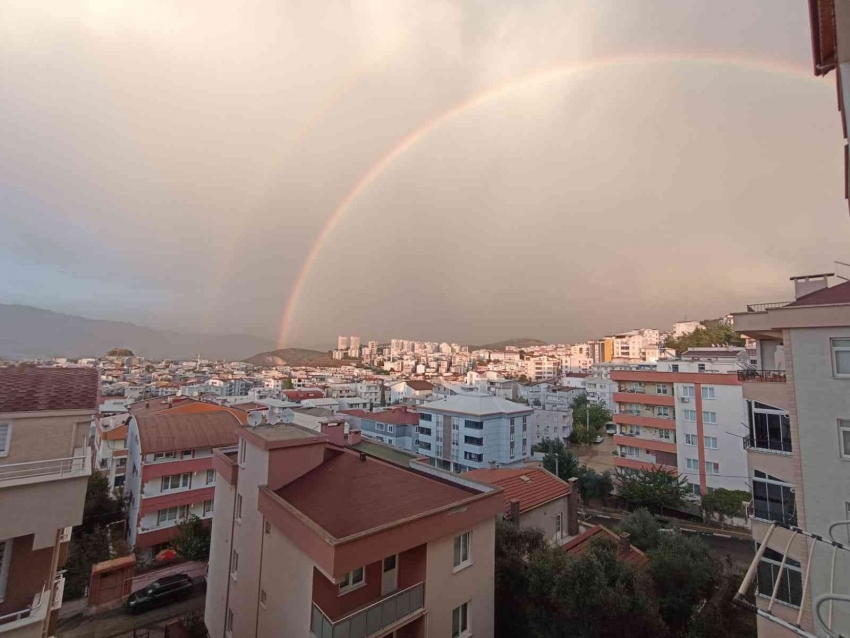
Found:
[0,304,276,361]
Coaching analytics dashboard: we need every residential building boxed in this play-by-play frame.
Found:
[389,380,434,405]
[0,367,98,638]
[533,409,573,444]
[416,393,534,473]
[94,415,129,491]
[611,355,748,495]
[355,381,383,407]
[358,406,420,451]
[464,467,578,545]
[672,321,704,338]
[125,408,244,558]
[732,274,850,637]
[525,355,559,381]
[584,365,620,411]
[337,336,349,351]
[562,526,649,568]
[204,421,503,638]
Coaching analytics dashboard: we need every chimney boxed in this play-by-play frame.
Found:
[320,420,346,447]
[566,477,579,536]
[508,500,520,522]
[488,460,497,470]
[619,532,631,554]
[791,273,832,300]
[348,429,362,445]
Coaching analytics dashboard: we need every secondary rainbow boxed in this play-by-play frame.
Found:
[278,52,823,345]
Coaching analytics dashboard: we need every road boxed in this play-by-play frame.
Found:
[572,434,617,473]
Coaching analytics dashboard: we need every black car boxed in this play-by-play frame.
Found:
[127,573,193,614]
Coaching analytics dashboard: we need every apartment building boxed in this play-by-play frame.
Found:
[732,274,850,637]
[525,355,559,381]
[204,421,503,638]
[416,394,534,473]
[389,380,434,405]
[358,406,420,451]
[94,415,129,491]
[0,368,97,638]
[611,353,748,495]
[126,408,244,558]
[356,381,383,407]
[584,364,620,411]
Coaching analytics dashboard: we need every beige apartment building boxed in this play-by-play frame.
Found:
[0,368,97,638]
[204,419,503,638]
[733,275,850,638]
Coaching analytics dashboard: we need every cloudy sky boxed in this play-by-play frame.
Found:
[1,0,848,350]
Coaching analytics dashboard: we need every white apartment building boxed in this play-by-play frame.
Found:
[416,393,534,473]
[525,355,559,381]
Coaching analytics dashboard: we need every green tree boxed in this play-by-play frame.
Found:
[172,515,212,561]
[79,471,126,535]
[283,377,294,390]
[576,467,614,501]
[616,467,690,514]
[618,508,662,551]
[64,528,111,599]
[700,489,750,525]
[686,562,757,638]
[648,533,717,636]
[571,395,612,445]
[538,438,580,480]
[663,320,744,355]
[518,374,528,382]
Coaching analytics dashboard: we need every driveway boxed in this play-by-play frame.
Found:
[573,433,617,473]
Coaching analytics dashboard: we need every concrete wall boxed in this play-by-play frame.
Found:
[0,411,91,465]
[256,524,314,638]
[0,476,88,549]
[518,497,570,545]
[424,517,495,638]
[204,470,237,638]
[0,535,53,616]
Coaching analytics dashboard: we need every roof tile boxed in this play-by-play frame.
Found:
[0,367,99,413]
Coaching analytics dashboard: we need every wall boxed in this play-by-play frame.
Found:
[204,469,237,638]
[0,411,91,465]
[256,524,314,638]
[424,517,495,638]
[518,497,570,544]
[0,476,88,549]
[0,535,53,616]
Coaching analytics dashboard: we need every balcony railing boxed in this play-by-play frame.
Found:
[743,436,792,455]
[311,582,424,638]
[0,449,89,484]
[745,302,791,313]
[736,369,786,383]
[747,500,797,527]
[0,573,63,631]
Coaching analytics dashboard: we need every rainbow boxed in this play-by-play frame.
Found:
[277,52,823,345]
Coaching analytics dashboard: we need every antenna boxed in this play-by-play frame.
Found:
[247,411,263,427]
[267,409,280,425]
[281,408,295,424]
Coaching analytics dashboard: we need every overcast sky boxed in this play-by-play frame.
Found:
[1,0,848,350]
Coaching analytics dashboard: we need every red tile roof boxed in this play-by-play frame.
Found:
[365,408,419,426]
[136,410,241,454]
[463,467,569,515]
[282,390,324,401]
[0,367,99,413]
[128,397,195,417]
[784,280,850,307]
[338,409,368,417]
[405,380,434,391]
[275,449,476,538]
[562,525,649,567]
[229,402,268,411]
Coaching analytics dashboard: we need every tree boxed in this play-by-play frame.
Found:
[283,377,294,390]
[700,489,750,525]
[172,515,211,561]
[64,528,111,599]
[618,508,662,551]
[571,395,612,445]
[518,374,528,383]
[575,467,614,502]
[106,348,135,357]
[616,467,690,514]
[685,562,757,638]
[664,320,744,355]
[80,471,126,535]
[538,438,580,480]
[648,533,717,636]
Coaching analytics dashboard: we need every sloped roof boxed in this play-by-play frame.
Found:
[784,280,850,307]
[422,393,532,416]
[562,525,649,567]
[136,410,241,454]
[275,449,476,538]
[0,367,99,414]
[365,408,419,426]
[464,467,569,515]
[405,380,434,391]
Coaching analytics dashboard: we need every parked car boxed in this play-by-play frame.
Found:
[127,573,193,614]
[605,423,617,435]
[593,435,604,444]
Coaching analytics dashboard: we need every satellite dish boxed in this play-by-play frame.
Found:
[267,410,280,425]
[281,409,295,424]
[248,411,263,427]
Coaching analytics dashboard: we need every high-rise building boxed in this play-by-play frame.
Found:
[732,274,850,637]
[0,368,99,638]
[349,336,360,351]
[337,336,349,351]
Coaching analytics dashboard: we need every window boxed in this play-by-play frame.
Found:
[752,470,796,524]
[522,441,527,455]
[226,609,234,637]
[681,386,695,399]
[420,413,432,422]
[831,338,850,376]
[376,422,385,431]
[510,442,515,458]
[0,539,12,601]
[698,363,706,372]
[203,499,214,516]
[690,483,701,495]
[265,521,272,534]
[555,513,562,538]
[701,386,715,400]
[260,589,267,607]
[157,505,188,525]
[671,364,679,372]
[339,567,365,593]
[655,406,671,418]
[238,438,247,466]
[236,494,243,521]
[657,428,673,441]
[756,545,802,607]
[510,417,515,426]
[231,550,239,578]
[181,449,193,459]
[655,384,669,395]
[161,473,191,491]
[686,458,699,471]
[452,602,470,638]
[453,531,472,569]
[463,451,483,462]
[704,436,718,449]
[387,425,394,434]
[419,441,432,451]
[683,410,697,422]
[840,420,850,459]
[206,469,215,485]
[705,462,720,475]
[0,424,10,457]
[418,426,432,437]
[464,420,484,430]
[464,435,483,446]
[703,411,717,424]
[748,401,792,453]
[522,416,528,428]
[154,451,175,460]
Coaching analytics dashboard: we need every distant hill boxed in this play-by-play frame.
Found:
[243,348,331,367]
[0,304,276,360]
[471,338,548,350]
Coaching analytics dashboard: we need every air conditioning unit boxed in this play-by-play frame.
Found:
[679,396,690,403]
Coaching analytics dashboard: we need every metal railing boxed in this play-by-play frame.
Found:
[0,453,87,483]
[745,302,791,313]
[743,436,792,454]
[0,576,54,629]
[310,582,424,638]
[737,369,786,383]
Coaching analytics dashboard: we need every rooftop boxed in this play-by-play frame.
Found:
[292,406,336,419]
[363,407,419,426]
[404,380,434,391]
[347,438,420,467]
[422,393,532,416]
[0,367,99,414]
[128,397,196,417]
[463,467,569,515]
[275,449,477,538]
[241,422,323,444]
[784,279,850,307]
[136,410,241,454]
[562,525,649,567]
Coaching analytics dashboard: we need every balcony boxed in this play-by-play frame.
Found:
[737,369,786,383]
[613,392,674,407]
[0,448,90,487]
[310,582,425,638]
[743,436,792,455]
[745,302,791,313]
[0,574,64,638]
[613,412,676,430]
